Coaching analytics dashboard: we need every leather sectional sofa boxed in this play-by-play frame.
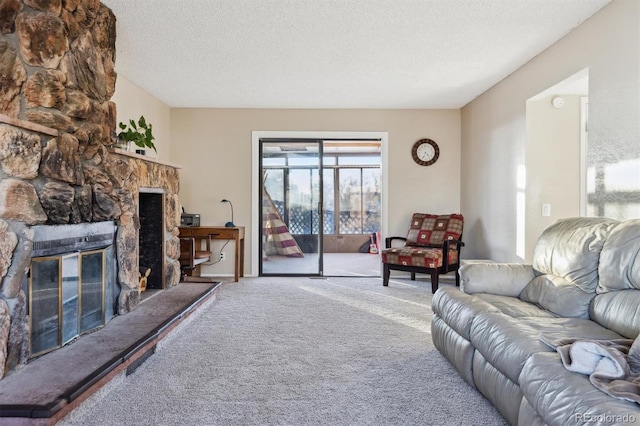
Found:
[432,217,640,425]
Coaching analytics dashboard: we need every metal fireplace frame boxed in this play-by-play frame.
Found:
[25,221,118,359]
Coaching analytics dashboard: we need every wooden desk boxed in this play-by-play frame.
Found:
[179,226,245,282]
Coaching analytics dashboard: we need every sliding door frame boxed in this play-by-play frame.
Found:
[251,131,388,277]
[259,138,324,276]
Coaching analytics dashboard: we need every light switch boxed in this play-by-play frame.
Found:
[542,203,551,217]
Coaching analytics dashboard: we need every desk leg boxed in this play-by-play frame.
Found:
[239,237,245,278]
[234,233,240,282]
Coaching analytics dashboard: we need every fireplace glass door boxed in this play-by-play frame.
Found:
[62,254,79,345]
[80,251,105,333]
[30,257,61,356]
[29,249,107,357]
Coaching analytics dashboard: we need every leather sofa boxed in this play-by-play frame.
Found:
[431,217,640,425]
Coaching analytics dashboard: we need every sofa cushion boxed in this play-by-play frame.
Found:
[532,217,619,293]
[520,352,640,426]
[519,275,595,319]
[518,397,546,426]
[473,351,523,426]
[405,213,463,247]
[431,315,476,386]
[470,312,554,384]
[470,313,624,385]
[432,287,553,342]
[431,287,501,340]
[475,293,556,319]
[598,219,640,293]
[590,290,640,339]
[517,316,624,343]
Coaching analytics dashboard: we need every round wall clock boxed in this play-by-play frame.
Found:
[411,138,439,166]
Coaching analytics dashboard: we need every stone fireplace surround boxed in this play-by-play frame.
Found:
[0,0,182,379]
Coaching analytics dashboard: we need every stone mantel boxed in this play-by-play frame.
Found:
[0,115,182,170]
[0,113,59,137]
[108,148,182,169]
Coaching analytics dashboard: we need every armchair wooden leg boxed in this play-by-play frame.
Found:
[455,269,461,287]
[383,264,390,286]
[430,271,439,294]
[410,272,416,281]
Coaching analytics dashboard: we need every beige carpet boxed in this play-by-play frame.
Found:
[60,277,507,426]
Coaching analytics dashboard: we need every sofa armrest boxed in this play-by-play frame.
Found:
[460,262,535,297]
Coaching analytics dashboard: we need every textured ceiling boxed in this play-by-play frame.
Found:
[101,0,610,109]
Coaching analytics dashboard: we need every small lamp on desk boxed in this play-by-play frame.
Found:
[221,199,235,227]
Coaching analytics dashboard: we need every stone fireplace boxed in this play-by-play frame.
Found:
[0,0,182,379]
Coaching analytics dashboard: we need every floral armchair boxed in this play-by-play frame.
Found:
[381,213,464,293]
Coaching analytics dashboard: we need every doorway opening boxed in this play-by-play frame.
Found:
[523,68,588,261]
[252,132,387,278]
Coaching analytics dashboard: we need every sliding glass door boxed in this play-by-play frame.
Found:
[260,139,323,275]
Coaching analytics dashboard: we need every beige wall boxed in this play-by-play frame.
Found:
[461,0,639,262]
[111,76,172,159]
[109,2,640,271]
[524,95,582,261]
[171,108,461,277]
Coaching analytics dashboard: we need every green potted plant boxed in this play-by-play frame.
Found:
[118,115,157,155]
